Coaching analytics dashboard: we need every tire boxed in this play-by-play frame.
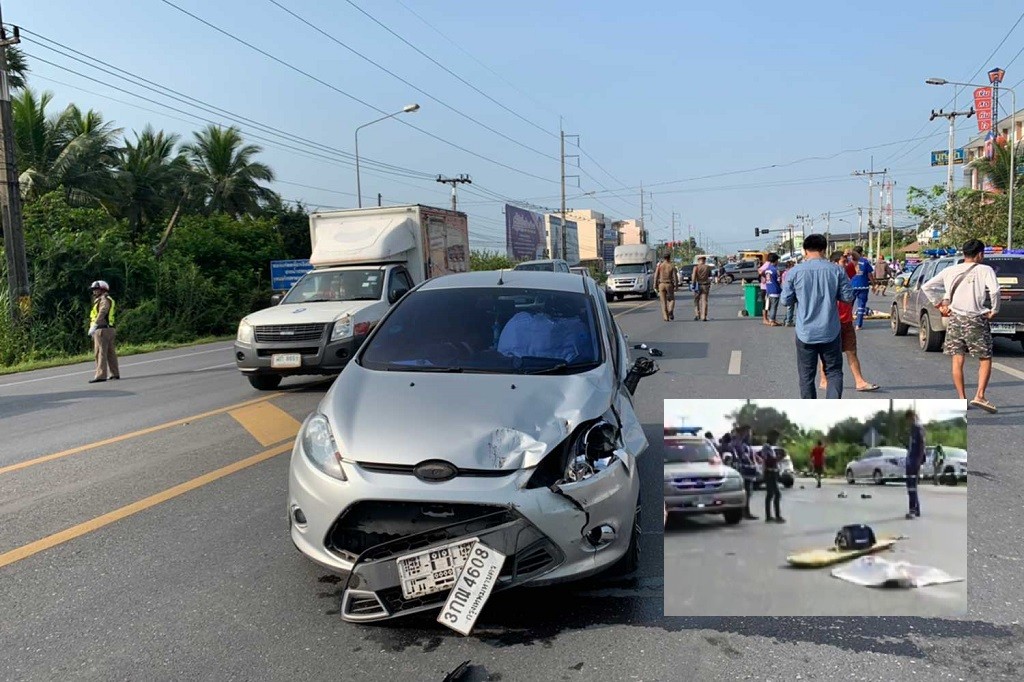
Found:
[846,469,856,484]
[872,469,884,485]
[723,274,734,285]
[247,374,282,391]
[781,475,794,489]
[944,469,958,486]
[919,312,943,352]
[614,294,623,301]
[891,304,909,336]
[723,509,743,525]
[610,496,641,576]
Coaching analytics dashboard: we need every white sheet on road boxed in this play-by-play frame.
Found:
[831,555,964,588]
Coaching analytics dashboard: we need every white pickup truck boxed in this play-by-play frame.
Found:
[234,205,469,390]
[606,244,657,300]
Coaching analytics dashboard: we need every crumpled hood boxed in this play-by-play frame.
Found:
[322,363,616,470]
[244,300,378,326]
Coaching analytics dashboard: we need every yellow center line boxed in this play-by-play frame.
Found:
[0,392,285,476]
[229,402,302,446]
[613,299,655,318]
[0,441,293,570]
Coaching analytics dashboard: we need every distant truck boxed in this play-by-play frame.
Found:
[234,204,469,390]
[605,244,657,301]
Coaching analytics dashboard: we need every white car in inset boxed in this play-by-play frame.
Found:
[845,446,908,485]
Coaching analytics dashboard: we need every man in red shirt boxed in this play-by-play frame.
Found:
[810,440,826,487]
[819,252,879,391]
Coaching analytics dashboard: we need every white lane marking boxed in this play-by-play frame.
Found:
[0,346,232,388]
[993,362,1024,381]
[191,363,236,372]
[728,350,742,375]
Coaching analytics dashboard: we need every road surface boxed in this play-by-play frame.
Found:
[0,287,1020,681]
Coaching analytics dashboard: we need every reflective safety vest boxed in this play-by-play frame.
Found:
[89,295,116,327]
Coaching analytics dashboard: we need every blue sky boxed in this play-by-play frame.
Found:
[9,0,1024,252]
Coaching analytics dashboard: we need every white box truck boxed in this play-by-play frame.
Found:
[606,244,657,301]
[234,205,469,390]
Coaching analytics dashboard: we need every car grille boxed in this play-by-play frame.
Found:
[253,323,326,343]
[355,462,517,478]
[256,347,319,357]
[670,476,727,490]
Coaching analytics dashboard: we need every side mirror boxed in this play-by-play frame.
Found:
[623,357,659,395]
[389,288,408,304]
[271,293,284,306]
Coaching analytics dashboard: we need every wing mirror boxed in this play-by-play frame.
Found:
[624,357,659,395]
[270,293,284,306]
[389,288,408,304]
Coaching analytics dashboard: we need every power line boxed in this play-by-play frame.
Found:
[157,0,560,186]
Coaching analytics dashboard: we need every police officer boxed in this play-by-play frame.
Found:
[735,425,759,520]
[761,429,785,523]
[88,280,120,383]
[905,409,926,518]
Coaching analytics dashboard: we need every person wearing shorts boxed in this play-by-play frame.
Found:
[921,239,1001,412]
[819,252,879,391]
[810,440,826,488]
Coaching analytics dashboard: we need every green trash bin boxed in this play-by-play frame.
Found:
[744,282,764,317]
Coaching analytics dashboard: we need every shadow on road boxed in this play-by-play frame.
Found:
[0,390,135,418]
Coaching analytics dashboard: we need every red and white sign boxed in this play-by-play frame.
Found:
[974,87,993,132]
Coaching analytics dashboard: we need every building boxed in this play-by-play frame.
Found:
[613,219,645,246]
[962,106,1023,190]
[562,209,609,261]
[544,214,580,264]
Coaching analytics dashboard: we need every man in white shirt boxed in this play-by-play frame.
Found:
[920,239,1001,412]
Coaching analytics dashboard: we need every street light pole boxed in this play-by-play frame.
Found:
[354,104,420,208]
[928,78,1017,248]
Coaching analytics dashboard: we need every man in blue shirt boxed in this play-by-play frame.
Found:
[905,409,926,519]
[780,234,855,398]
[850,246,874,329]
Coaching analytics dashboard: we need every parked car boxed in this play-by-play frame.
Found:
[719,260,761,284]
[923,445,967,485]
[891,253,1024,352]
[664,429,746,525]
[749,445,794,489]
[569,266,593,279]
[288,270,659,622]
[845,446,908,484]
[514,258,571,273]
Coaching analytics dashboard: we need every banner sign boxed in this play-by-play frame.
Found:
[974,87,993,132]
[930,148,965,166]
[602,227,618,264]
[270,259,313,290]
[505,204,546,261]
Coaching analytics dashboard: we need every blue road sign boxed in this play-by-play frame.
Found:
[271,259,313,290]
[930,148,965,166]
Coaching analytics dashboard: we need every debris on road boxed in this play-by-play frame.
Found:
[861,494,872,499]
[787,536,899,567]
[838,492,848,499]
[831,556,964,588]
[442,661,472,682]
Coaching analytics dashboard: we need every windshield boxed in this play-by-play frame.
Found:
[282,269,384,304]
[612,264,646,274]
[664,439,719,463]
[938,447,967,458]
[360,287,602,374]
[514,262,555,271]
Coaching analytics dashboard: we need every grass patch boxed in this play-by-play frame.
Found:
[0,336,233,376]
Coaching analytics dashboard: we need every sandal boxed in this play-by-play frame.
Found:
[856,384,880,392]
[969,398,998,413]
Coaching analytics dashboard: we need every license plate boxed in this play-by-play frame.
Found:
[397,538,478,600]
[436,540,506,636]
[270,353,301,368]
[990,323,1016,334]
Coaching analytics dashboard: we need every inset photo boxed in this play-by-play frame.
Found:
[663,399,967,617]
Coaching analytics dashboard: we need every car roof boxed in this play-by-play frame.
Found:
[418,269,593,293]
[515,259,567,266]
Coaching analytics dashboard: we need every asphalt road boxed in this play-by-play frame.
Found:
[0,287,1021,681]
[665,478,967,617]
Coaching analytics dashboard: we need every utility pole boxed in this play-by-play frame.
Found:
[930,107,973,205]
[853,159,887,256]
[436,174,472,212]
[671,211,677,246]
[639,182,645,243]
[559,122,579,259]
[857,207,863,245]
[0,14,27,323]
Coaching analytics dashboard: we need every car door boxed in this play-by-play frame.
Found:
[856,448,880,478]
[595,286,648,458]
[904,260,934,323]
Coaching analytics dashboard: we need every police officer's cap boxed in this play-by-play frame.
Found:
[89,280,110,291]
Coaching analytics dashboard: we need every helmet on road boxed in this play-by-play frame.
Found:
[89,280,110,291]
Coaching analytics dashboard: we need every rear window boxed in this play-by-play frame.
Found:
[664,439,719,463]
[514,262,554,272]
[988,258,1024,281]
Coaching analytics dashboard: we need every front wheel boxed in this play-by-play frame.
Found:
[846,469,856,484]
[873,469,884,485]
[781,474,794,489]
[722,274,734,284]
[247,374,282,391]
[723,509,743,525]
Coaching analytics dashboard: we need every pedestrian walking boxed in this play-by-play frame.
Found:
[758,260,770,324]
[921,239,1001,412]
[655,253,678,321]
[905,409,926,519]
[873,254,889,296]
[88,280,120,384]
[850,246,874,330]
[781,263,796,326]
[691,255,712,320]
[735,425,759,520]
[780,234,855,398]
[810,440,826,488]
[818,252,880,392]
[763,253,782,326]
[761,429,784,523]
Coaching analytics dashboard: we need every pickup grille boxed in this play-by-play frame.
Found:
[253,323,326,343]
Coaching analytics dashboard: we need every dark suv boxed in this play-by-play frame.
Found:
[891,253,1024,352]
[720,260,761,284]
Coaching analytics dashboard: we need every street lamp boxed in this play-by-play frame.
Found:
[927,78,1017,248]
[354,104,420,207]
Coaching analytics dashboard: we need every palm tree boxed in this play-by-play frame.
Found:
[5,45,28,90]
[11,87,120,204]
[969,139,1023,193]
[183,125,278,217]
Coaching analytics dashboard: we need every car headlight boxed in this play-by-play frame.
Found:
[299,413,347,481]
[331,314,353,341]
[525,418,620,489]
[237,319,254,344]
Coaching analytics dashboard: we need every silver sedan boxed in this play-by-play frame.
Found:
[845,446,908,485]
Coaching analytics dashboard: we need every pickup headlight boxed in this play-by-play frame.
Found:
[237,319,254,344]
[299,413,347,481]
[331,315,353,341]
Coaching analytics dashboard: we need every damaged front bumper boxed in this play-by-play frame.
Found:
[287,442,639,622]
